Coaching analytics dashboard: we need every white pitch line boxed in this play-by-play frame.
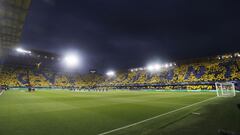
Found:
[0,90,4,96]
[98,96,217,135]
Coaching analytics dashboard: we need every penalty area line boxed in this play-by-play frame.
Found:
[98,96,217,135]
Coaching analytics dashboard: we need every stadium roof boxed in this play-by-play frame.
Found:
[0,0,31,50]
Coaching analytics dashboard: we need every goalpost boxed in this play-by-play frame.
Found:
[215,82,236,97]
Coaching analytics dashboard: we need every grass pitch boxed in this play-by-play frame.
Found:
[0,90,239,135]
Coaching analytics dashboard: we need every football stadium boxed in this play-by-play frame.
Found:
[0,0,240,135]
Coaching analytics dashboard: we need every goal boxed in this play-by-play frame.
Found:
[215,82,236,97]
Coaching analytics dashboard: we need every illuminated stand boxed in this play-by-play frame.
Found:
[215,82,236,97]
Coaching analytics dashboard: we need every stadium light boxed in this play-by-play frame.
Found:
[15,47,31,54]
[165,64,169,68]
[154,64,161,70]
[63,53,79,68]
[147,65,154,71]
[147,63,161,72]
[106,70,115,77]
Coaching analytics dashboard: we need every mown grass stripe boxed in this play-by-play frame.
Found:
[98,96,217,135]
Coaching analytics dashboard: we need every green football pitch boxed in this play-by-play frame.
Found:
[0,90,239,135]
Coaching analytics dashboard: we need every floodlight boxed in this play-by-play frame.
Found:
[154,64,161,70]
[16,48,23,52]
[165,64,169,68]
[147,65,154,71]
[63,53,79,68]
[147,63,161,72]
[106,70,115,77]
[16,47,31,54]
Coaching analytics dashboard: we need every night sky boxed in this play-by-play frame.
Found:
[21,0,240,71]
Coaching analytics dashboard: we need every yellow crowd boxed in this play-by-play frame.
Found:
[0,58,239,90]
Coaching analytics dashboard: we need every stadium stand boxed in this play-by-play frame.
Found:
[0,52,240,90]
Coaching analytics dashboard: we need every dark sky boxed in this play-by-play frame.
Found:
[21,0,240,71]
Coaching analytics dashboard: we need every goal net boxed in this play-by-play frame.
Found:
[215,82,236,97]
